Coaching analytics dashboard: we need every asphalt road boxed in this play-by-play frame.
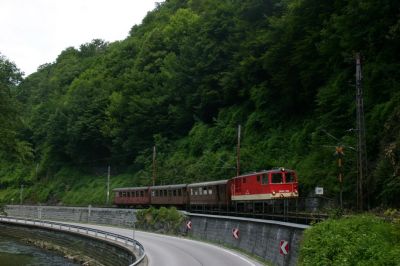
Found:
[66,222,264,266]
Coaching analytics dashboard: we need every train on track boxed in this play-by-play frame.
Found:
[114,168,299,212]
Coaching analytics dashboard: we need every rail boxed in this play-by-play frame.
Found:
[0,216,145,266]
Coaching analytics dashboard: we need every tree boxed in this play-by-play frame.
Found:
[0,53,32,162]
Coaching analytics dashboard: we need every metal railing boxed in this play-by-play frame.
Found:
[0,216,145,266]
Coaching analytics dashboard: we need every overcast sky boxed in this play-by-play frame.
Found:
[0,0,163,76]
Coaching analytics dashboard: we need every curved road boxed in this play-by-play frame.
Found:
[67,222,263,266]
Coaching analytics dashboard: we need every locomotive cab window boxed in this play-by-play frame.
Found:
[257,175,261,183]
[285,172,295,183]
[271,173,283,183]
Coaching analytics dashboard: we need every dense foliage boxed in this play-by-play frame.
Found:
[0,0,399,207]
[299,215,400,265]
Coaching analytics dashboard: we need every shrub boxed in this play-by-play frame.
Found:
[299,215,400,265]
[136,207,185,234]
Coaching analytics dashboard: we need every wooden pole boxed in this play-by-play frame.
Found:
[236,125,241,177]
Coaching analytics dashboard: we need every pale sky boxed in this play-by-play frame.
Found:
[0,0,163,76]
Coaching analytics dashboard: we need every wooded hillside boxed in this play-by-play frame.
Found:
[1,0,399,207]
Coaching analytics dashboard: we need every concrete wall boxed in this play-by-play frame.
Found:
[186,213,308,266]
[5,205,307,266]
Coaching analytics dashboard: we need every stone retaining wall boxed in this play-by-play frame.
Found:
[0,222,134,266]
[5,205,136,227]
[186,213,308,266]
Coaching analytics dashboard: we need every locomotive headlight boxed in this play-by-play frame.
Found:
[294,190,298,194]
[272,190,276,195]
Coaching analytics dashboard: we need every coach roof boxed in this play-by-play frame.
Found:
[188,179,228,187]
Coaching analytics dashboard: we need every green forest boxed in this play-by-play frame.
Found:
[0,0,399,208]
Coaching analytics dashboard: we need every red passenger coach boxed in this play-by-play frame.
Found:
[231,168,299,201]
[113,187,150,207]
[188,180,232,207]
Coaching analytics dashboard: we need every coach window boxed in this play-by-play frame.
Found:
[203,187,208,195]
[262,174,268,185]
[191,189,193,195]
[271,173,283,183]
[199,187,203,195]
[128,192,131,197]
[178,189,182,196]
[140,191,143,197]
[208,187,213,195]
[151,191,155,197]
[119,192,122,197]
[173,190,177,196]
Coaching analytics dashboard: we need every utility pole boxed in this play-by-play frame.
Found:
[20,184,24,204]
[236,124,241,177]
[335,146,344,209]
[152,146,157,186]
[106,165,110,205]
[356,53,367,211]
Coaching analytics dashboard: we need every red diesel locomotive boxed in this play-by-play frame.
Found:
[113,168,298,209]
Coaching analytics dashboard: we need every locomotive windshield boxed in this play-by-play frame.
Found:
[271,173,283,183]
[285,172,296,183]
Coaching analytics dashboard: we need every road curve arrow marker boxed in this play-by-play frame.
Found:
[280,240,289,255]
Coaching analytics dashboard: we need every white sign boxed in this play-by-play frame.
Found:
[315,187,324,195]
